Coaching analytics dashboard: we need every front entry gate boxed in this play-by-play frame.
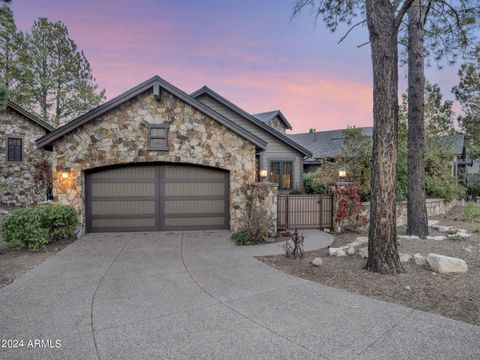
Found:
[277,194,333,231]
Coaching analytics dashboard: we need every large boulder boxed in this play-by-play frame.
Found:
[329,245,355,257]
[426,253,468,274]
[399,253,412,263]
[414,253,426,266]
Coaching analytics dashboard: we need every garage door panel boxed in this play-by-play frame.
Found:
[164,200,224,214]
[91,182,156,197]
[164,217,225,227]
[91,200,156,216]
[86,164,229,232]
[164,182,225,197]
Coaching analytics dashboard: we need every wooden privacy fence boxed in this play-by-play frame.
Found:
[277,194,333,231]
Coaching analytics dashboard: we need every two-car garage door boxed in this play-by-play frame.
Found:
[85,164,229,233]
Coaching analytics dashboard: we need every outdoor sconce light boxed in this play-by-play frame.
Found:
[61,168,70,179]
[260,169,268,179]
[338,168,347,178]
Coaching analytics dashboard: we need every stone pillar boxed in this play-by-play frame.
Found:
[250,182,278,234]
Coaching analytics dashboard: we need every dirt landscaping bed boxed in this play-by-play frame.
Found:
[258,205,480,326]
[0,204,76,288]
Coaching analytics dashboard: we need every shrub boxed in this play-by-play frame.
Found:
[283,229,304,258]
[231,229,251,245]
[426,175,466,202]
[463,203,480,221]
[303,172,328,194]
[37,204,78,241]
[1,208,49,251]
[1,204,78,251]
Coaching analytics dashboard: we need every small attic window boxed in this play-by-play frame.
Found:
[148,124,169,151]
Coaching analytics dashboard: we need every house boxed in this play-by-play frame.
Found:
[36,75,311,234]
[1,101,54,207]
[290,127,473,186]
[288,127,373,173]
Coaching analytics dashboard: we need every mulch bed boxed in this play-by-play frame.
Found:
[258,205,480,326]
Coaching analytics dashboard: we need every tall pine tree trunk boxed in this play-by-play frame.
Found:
[407,0,429,238]
[365,0,404,274]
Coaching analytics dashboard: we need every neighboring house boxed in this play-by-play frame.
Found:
[288,127,373,173]
[36,76,312,234]
[191,86,311,192]
[290,128,472,186]
[0,101,54,207]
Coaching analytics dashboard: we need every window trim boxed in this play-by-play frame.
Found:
[269,160,294,191]
[5,135,24,163]
[147,124,169,151]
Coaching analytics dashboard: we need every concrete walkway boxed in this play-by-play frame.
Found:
[0,230,478,360]
[241,229,334,256]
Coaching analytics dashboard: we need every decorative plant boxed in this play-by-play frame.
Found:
[284,229,304,258]
[232,205,272,245]
[335,184,368,232]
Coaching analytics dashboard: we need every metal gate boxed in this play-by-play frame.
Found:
[277,194,333,230]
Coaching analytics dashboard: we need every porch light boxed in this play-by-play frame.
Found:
[260,169,268,178]
[61,168,70,179]
[338,168,347,178]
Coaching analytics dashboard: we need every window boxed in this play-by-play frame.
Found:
[148,124,169,151]
[7,137,22,162]
[270,160,293,190]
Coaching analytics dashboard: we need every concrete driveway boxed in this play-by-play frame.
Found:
[0,231,479,360]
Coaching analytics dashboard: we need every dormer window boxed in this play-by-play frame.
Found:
[148,124,169,151]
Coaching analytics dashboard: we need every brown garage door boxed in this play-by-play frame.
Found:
[85,164,229,233]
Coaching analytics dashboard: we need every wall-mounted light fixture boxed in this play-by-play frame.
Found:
[260,169,268,179]
[61,168,70,179]
[338,168,347,178]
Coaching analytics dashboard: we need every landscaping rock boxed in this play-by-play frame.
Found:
[426,253,468,274]
[398,235,420,240]
[426,235,447,241]
[451,229,471,238]
[312,258,323,266]
[329,245,355,257]
[399,253,412,263]
[437,226,452,233]
[414,253,426,266]
[428,220,439,227]
[358,247,368,259]
[349,237,368,248]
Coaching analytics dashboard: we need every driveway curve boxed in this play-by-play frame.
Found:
[0,230,478,360]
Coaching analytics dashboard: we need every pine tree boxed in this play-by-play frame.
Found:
[0,5,29,104]
[24,17,105,126]
[453,45,480,158]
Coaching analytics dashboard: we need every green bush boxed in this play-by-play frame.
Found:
[426,175,466,202]
[37,204,78,241]
[303,172,328,194]
[1,208,49,251]
[231,229,251,245]
[1,204,78,251]
[463,203,480,221]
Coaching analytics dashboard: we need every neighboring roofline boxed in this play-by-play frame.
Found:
[254,110,292,130]
[36,76,267,150]
[6,101,54,132]
[190,86,312,157]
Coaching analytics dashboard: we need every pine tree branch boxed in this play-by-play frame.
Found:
[337,19,367,44]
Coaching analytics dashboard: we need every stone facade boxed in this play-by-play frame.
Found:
[0,107,50,206]
[52,90,256,233]
[250,182,278,233]
[266,117,286,134]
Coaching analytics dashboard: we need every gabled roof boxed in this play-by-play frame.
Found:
[6,101,54,132]
[190,86,312,157]
[288,127,373,159]
[253,110,292,130]
[36,76,267,150]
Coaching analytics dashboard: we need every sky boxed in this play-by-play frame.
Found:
[10,0,471,133]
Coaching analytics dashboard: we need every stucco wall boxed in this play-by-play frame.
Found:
[0,107,49,206]
[52,90,256,232]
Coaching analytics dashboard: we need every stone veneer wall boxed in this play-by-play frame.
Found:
[0,107,49,206]
[52,90,256,233]
[250,182,278,233]
[266,117,286,134]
